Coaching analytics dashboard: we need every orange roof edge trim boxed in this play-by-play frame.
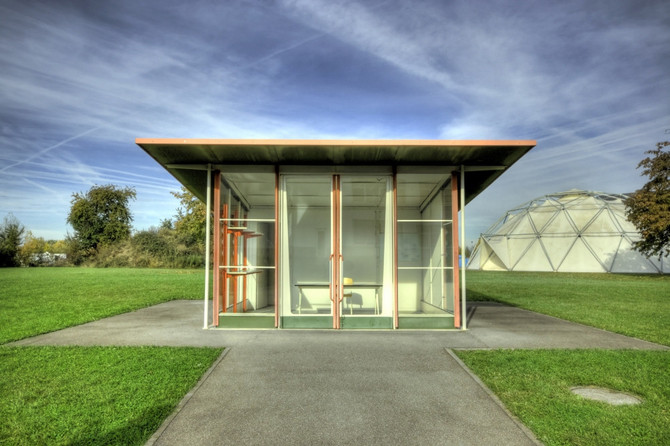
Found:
[135,138,536,147]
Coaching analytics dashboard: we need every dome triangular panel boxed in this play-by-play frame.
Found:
[610,238,662,273]
[508,214,535,236]
[512,239,553,271]
[582,209,619,235]
[581,235,622,271]
[527,205,556,233]
[545,208,577,235]
[478,240,508,271]
[483,235,510,267]
[539,235,575,271]
[558,238,604,272]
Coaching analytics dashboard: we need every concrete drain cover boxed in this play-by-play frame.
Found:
[570,386,642,405]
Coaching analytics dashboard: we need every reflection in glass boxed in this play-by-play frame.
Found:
[286,177,332,315]
[341,177,387,315]
[397,173,456,316]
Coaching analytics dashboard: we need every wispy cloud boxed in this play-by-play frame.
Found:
[276,0,669,239]
[0,0,668,241]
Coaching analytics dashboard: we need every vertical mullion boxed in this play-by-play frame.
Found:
[332,175,341,329]
[242,213,248,313]
[460,166,467,330]
[212,170,221,326]
[274,167,279,328]
[222,202,228,313]
[451,172,460,328]
[204,165,213,329]
[392,170,399,329]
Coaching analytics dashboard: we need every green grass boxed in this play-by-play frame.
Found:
[466,271,670,346]
[0,268,204,344]
[455,349,670,446]
[462,271,670,445]
[1,268,668,445]
[0,346,222,446]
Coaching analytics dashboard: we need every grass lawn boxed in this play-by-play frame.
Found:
[455,349,670,446]
[466,270,670,346]
[0,268,219,445]
[1,267,668,445]
[462,270,669,445]
[0,346,222,446]
[0,267,204,344]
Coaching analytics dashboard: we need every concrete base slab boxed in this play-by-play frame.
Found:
[11,301,667,351]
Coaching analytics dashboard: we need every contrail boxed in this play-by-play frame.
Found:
[1,125,104,172]
[3,30,327,173]
[242,33,325,70]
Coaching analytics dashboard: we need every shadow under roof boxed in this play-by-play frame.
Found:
[135,138,536,204]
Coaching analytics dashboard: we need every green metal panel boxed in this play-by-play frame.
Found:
[218,315,275,329]
[340,317,393,329]
[397,316,455,329]
[281,316,333,329]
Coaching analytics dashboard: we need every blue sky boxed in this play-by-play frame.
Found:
[1,0,669,245]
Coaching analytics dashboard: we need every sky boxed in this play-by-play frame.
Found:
[1,0,669,245]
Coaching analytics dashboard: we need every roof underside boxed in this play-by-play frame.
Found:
[135,139,536,204]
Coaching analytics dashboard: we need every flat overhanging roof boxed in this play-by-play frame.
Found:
[136,138,536,204]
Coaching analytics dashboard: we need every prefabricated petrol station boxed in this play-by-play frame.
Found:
[136,139,535,330]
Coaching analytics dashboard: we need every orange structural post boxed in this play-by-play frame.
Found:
[242,213,248,313]
[451,172,461,328]
[212,171,221,326]
[331,175,341,329]
[232,210,239,313]
[221,203,229,313]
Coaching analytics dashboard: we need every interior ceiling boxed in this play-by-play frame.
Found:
[136,139,536,205]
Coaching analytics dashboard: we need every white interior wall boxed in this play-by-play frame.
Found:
[398,207,422,312]
[342,207,384,312]
[288,206,331,312]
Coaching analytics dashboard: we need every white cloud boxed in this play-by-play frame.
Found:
[1,0,668,240]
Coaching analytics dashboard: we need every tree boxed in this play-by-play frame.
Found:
[0,214,25,267]
[171,187,206,248]
[18,231,47,266]
[67,185,136,252]
[625,141,670,259]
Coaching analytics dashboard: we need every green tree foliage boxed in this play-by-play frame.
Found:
[0,214,25,267]
[67,185,136,253]
[625,141,670,259]
[171,187,206,248]
[17,231,46,266]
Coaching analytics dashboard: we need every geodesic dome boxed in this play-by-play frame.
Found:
[468,190,666,273]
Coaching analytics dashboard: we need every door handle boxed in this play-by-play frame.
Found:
[338,254,344,303]
[329,254,335,302]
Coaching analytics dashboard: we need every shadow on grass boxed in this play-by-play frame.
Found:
[67,404,173,446]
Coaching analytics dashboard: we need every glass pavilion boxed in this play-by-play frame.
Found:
[136,139,535,330]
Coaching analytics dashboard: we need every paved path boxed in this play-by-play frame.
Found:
[10,301,667,445]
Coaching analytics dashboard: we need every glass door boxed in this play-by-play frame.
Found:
[281,174,392,329]
[339,176,393,329]
[282,176,333,328]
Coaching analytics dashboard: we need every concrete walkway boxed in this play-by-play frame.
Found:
[11,301,667,445]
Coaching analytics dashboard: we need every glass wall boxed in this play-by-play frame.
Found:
[341,176,391,318]
[279,174,394,328]
[282,176,332,316]
[396,172,457,323]
[212,168,458,329]
[216,171,276,317]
